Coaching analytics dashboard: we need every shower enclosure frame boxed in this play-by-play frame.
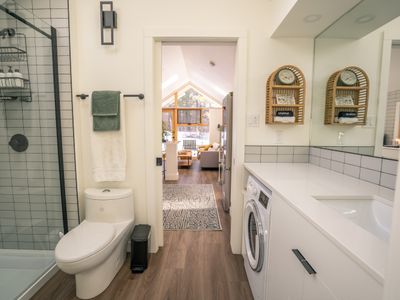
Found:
[0,4,69,234]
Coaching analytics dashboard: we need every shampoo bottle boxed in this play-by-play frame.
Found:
[0,69,5,88]
[13,69,24,88]
[5,66,14,87]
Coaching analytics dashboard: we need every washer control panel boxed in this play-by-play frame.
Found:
[259,191,270,209]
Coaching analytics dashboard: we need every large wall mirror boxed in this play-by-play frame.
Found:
[310,0,400,159]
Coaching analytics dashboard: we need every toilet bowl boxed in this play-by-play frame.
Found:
[55,188,134,299]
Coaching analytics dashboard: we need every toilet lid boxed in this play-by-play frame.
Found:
[55,221,115,263]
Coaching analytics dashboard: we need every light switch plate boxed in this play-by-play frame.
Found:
[247,113,260,127]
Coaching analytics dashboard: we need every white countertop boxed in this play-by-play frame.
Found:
[244,163,395,284]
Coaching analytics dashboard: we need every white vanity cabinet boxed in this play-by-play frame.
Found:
[267,193,383,300]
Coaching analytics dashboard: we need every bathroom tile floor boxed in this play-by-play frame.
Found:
[32,161,253,300]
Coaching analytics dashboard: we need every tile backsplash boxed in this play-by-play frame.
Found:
[309,147,398,190]
[244,145,398,190]
[244,146,310,164]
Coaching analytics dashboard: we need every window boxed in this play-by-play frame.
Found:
[178,126,210,147]
[177,109,201,124]
[162,83,221,147]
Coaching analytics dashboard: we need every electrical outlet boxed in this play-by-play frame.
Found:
[364,116,376,127]
[275,130,283,144]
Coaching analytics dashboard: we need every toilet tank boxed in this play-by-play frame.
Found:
[84,188,134,223]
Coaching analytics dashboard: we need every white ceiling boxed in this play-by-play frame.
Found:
[272,0,362,38]
[162,42,236,102]
[319,0,400,39]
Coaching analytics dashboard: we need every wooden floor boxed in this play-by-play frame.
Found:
[32,160,252,300]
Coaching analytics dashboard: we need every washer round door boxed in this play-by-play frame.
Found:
[244,200,264,272]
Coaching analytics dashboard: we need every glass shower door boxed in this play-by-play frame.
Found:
[0,1,68,299]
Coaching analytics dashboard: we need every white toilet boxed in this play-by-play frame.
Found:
[55,188,134,299]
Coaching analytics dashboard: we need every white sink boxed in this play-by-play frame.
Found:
[313,195,393,241]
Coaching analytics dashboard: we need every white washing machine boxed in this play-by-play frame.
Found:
[243,175,272,300]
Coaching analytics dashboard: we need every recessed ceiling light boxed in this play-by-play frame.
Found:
[355,15,375,24]
[303,14,322,23]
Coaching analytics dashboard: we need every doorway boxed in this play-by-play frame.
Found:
[144,31,247,254]
[161,42,235,232]
[152,40,253,297]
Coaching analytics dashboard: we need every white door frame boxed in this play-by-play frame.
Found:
[144,29,247,254]
[374,32,395,156]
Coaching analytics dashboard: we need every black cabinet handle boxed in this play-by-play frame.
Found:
[292,249,317,275]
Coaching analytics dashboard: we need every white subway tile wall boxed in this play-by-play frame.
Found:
[360,168,381,185]
[245,146,310,164]
[245,146,398,190]
[331,150,345,162]
[360,156,382,171]
[331,160,345,173]
[343,164,361,179]
[382,159,398,175]
[309,147,398,190]
[0,0,77,250]
[344,153,362,166]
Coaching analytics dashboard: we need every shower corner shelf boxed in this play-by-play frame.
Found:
[0,79,32,102]
[0,34,32,102]
[0,85,32,102]
[0,46,27,61]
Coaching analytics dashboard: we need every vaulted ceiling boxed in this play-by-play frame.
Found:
[162,42,236,103]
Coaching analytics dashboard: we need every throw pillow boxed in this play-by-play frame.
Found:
[212,142,220,149]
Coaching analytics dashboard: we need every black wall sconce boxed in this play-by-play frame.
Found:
[100,1,117,45]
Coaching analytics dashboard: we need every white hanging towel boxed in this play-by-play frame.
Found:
[90,95,126,182]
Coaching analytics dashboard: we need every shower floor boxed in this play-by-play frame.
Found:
[0,249,56,300]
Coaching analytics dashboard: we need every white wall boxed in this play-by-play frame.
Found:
[69,0,313,251]
[245,37,314,145]
[310,36,381,146]
[311,17,400,147]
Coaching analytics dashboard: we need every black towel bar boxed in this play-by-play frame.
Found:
[124,94,145,100]
[76,93,144,100]
[76,94,89,100]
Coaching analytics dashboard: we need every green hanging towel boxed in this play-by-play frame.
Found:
[92,90,121,131]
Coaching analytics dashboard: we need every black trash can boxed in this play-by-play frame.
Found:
[131,224,151,273]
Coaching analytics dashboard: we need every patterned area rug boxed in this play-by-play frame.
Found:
[163,184,222,230]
